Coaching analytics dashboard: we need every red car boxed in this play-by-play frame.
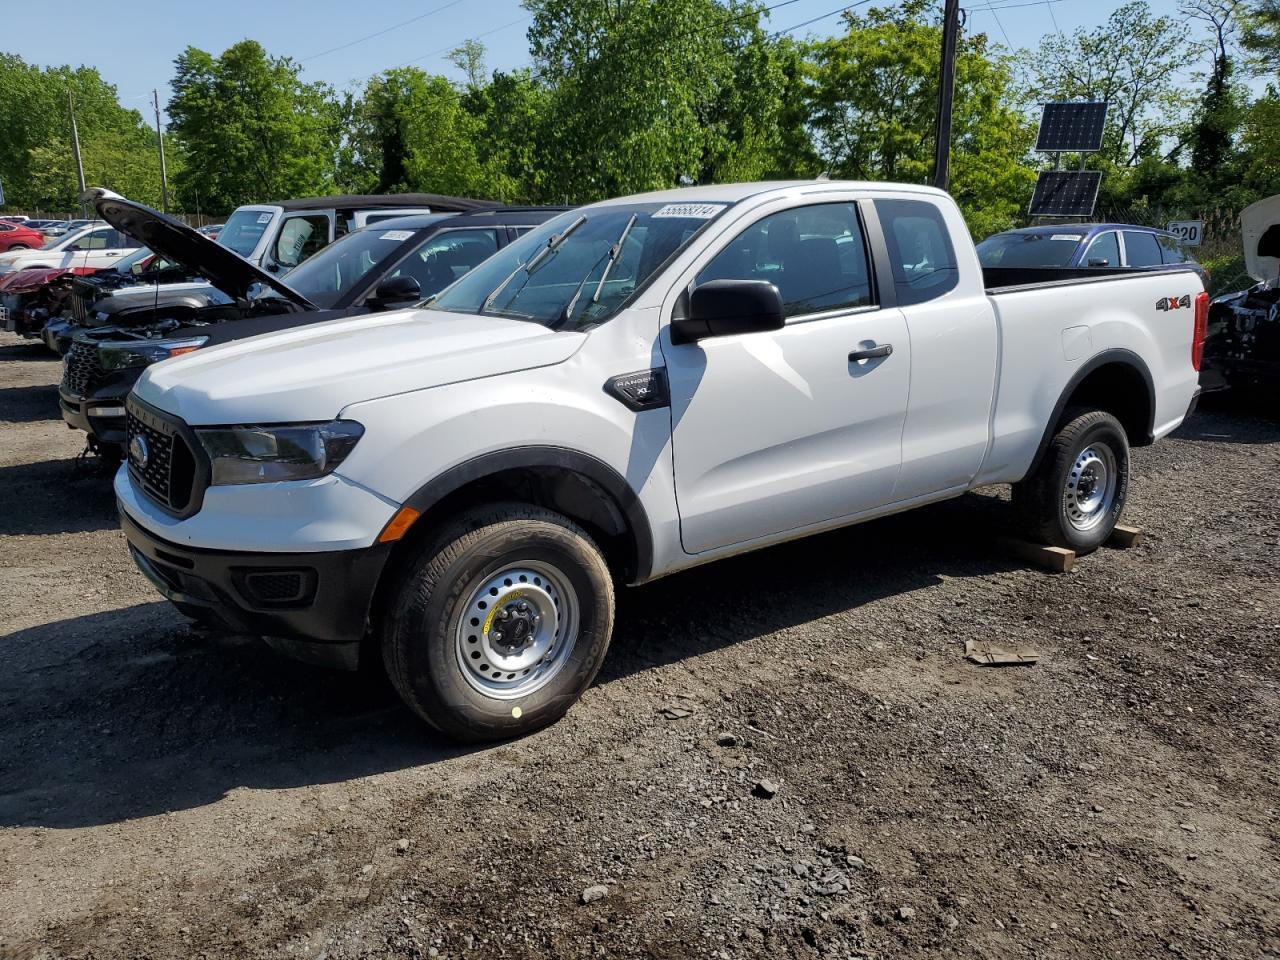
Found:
[0,220,46,252]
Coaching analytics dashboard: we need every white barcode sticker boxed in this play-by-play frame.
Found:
[256,212,273,224]
[652,203,726,220]
[379,230,414,241]
[1050,234,1083,241]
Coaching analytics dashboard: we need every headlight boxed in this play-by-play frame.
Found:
[197,421,364,485]
[99,336,208,370]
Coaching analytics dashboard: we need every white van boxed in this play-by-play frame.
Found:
[215,193,498,273]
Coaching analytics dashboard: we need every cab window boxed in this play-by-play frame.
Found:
[873,198,958,305]
[696,202,873,318]
[388,229,499,299]
[1157,234,1189,264]
[78,228,123,250]
[1122,231,1163,267]
[275,215,331,269]
[1084,231,1120,267]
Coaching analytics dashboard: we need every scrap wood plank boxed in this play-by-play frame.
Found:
[996,537,1075,573]
[1107,524,1144,549]
[965,639,1041,667]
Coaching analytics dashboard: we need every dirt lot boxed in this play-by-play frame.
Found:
[1,329,1278,960]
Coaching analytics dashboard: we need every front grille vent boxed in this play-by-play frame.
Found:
[62,340,105,398]
[125,399,200,514]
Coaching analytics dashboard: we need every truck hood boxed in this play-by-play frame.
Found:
[85,190,315,309]
[132,308,586,425]
[1242,194,1280,283]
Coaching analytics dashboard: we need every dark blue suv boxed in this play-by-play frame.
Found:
[977,224,1209,290]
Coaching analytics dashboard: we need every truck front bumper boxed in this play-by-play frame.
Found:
[60,385,128,447]
[120,506,392,670]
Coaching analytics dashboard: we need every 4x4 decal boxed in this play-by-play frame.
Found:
[1156,294,1192,311]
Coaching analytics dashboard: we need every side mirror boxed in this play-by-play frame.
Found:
[369,275,421,308]
[1087,257,1110,267]
[671,279,785,344]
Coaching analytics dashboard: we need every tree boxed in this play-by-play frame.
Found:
[1241,0,1280,65]
[1020,2,1196,169]
[345,67,508,199]
[0,55,170,212]
[805,0,1035,237]
[1181,1,1246,182]
[522,0,795,201]
[167,41,341,212]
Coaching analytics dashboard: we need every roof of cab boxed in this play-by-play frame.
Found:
[996,223,1178,238]
[587,180,951,208]
[338,206,575,232]
[270,194,501,213]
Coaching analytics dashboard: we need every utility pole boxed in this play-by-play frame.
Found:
[153,89,170,213]
[932,0,961,191]
[68,89,87,216]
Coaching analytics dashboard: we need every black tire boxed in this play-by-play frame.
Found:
[382,502,615,742]
[1012,407,1130,553]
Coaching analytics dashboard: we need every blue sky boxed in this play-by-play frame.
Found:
[7,0,1207,116]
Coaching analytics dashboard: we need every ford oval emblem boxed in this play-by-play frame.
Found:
[129,434,150,469]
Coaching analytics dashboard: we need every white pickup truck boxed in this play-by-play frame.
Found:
[115,181,1205,741]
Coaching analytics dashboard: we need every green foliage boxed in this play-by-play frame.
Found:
[805,0,1035,237]
[523,0,797,202]
[0,54,169,211]
[1019,2,1196,168]
[167,41,340,212]
[1242,0,1280,64]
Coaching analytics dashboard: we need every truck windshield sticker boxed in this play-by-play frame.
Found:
[652,203,727,220]
[379,230,414,241]
[256,212,272,224]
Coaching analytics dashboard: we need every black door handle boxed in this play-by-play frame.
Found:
[849,343,893,362]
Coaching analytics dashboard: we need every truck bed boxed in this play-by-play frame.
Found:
[983,264,1202,294]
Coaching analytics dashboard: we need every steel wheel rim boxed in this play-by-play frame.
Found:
[454,560,579,700]
[1063,442,1118,531]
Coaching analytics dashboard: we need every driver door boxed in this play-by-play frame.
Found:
[662,200,910,554]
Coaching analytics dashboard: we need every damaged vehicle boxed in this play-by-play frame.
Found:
[41,246,225,353]
[1201,195,1280,392]
[60,192,567,458]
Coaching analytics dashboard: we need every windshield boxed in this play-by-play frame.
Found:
[275,222,440,308]
[218,208,274,258]
[429,202,729,328]
[976,231,1084,268]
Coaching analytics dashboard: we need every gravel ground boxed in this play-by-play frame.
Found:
[1,329,1278,959]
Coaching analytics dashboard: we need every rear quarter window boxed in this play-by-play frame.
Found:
[873,198,959,305]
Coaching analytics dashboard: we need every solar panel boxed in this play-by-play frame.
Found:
[1035,102,1108,152]
[1028,171,1102,217]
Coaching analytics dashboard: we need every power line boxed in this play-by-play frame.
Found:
[300,0,472,62]
[970,3,1014,47]
[773,0,873,35]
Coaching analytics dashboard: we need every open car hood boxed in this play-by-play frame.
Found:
[85,190,315,309]
[1241,194,1280,283]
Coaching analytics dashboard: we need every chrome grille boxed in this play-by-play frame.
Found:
[62,340,105,399]
[69,277,97,322]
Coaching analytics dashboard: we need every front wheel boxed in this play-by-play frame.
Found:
[381,503,615,742]
[1012,408,1130,553]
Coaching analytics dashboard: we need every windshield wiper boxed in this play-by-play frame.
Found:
[559,214,637,326]
[482,214,587,313]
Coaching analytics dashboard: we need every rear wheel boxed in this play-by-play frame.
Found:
[1012,407,1130,553]
[382,503,615,742]
[8,243,29,250]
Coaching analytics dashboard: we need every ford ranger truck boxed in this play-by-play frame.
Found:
[116,181,1205,742]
